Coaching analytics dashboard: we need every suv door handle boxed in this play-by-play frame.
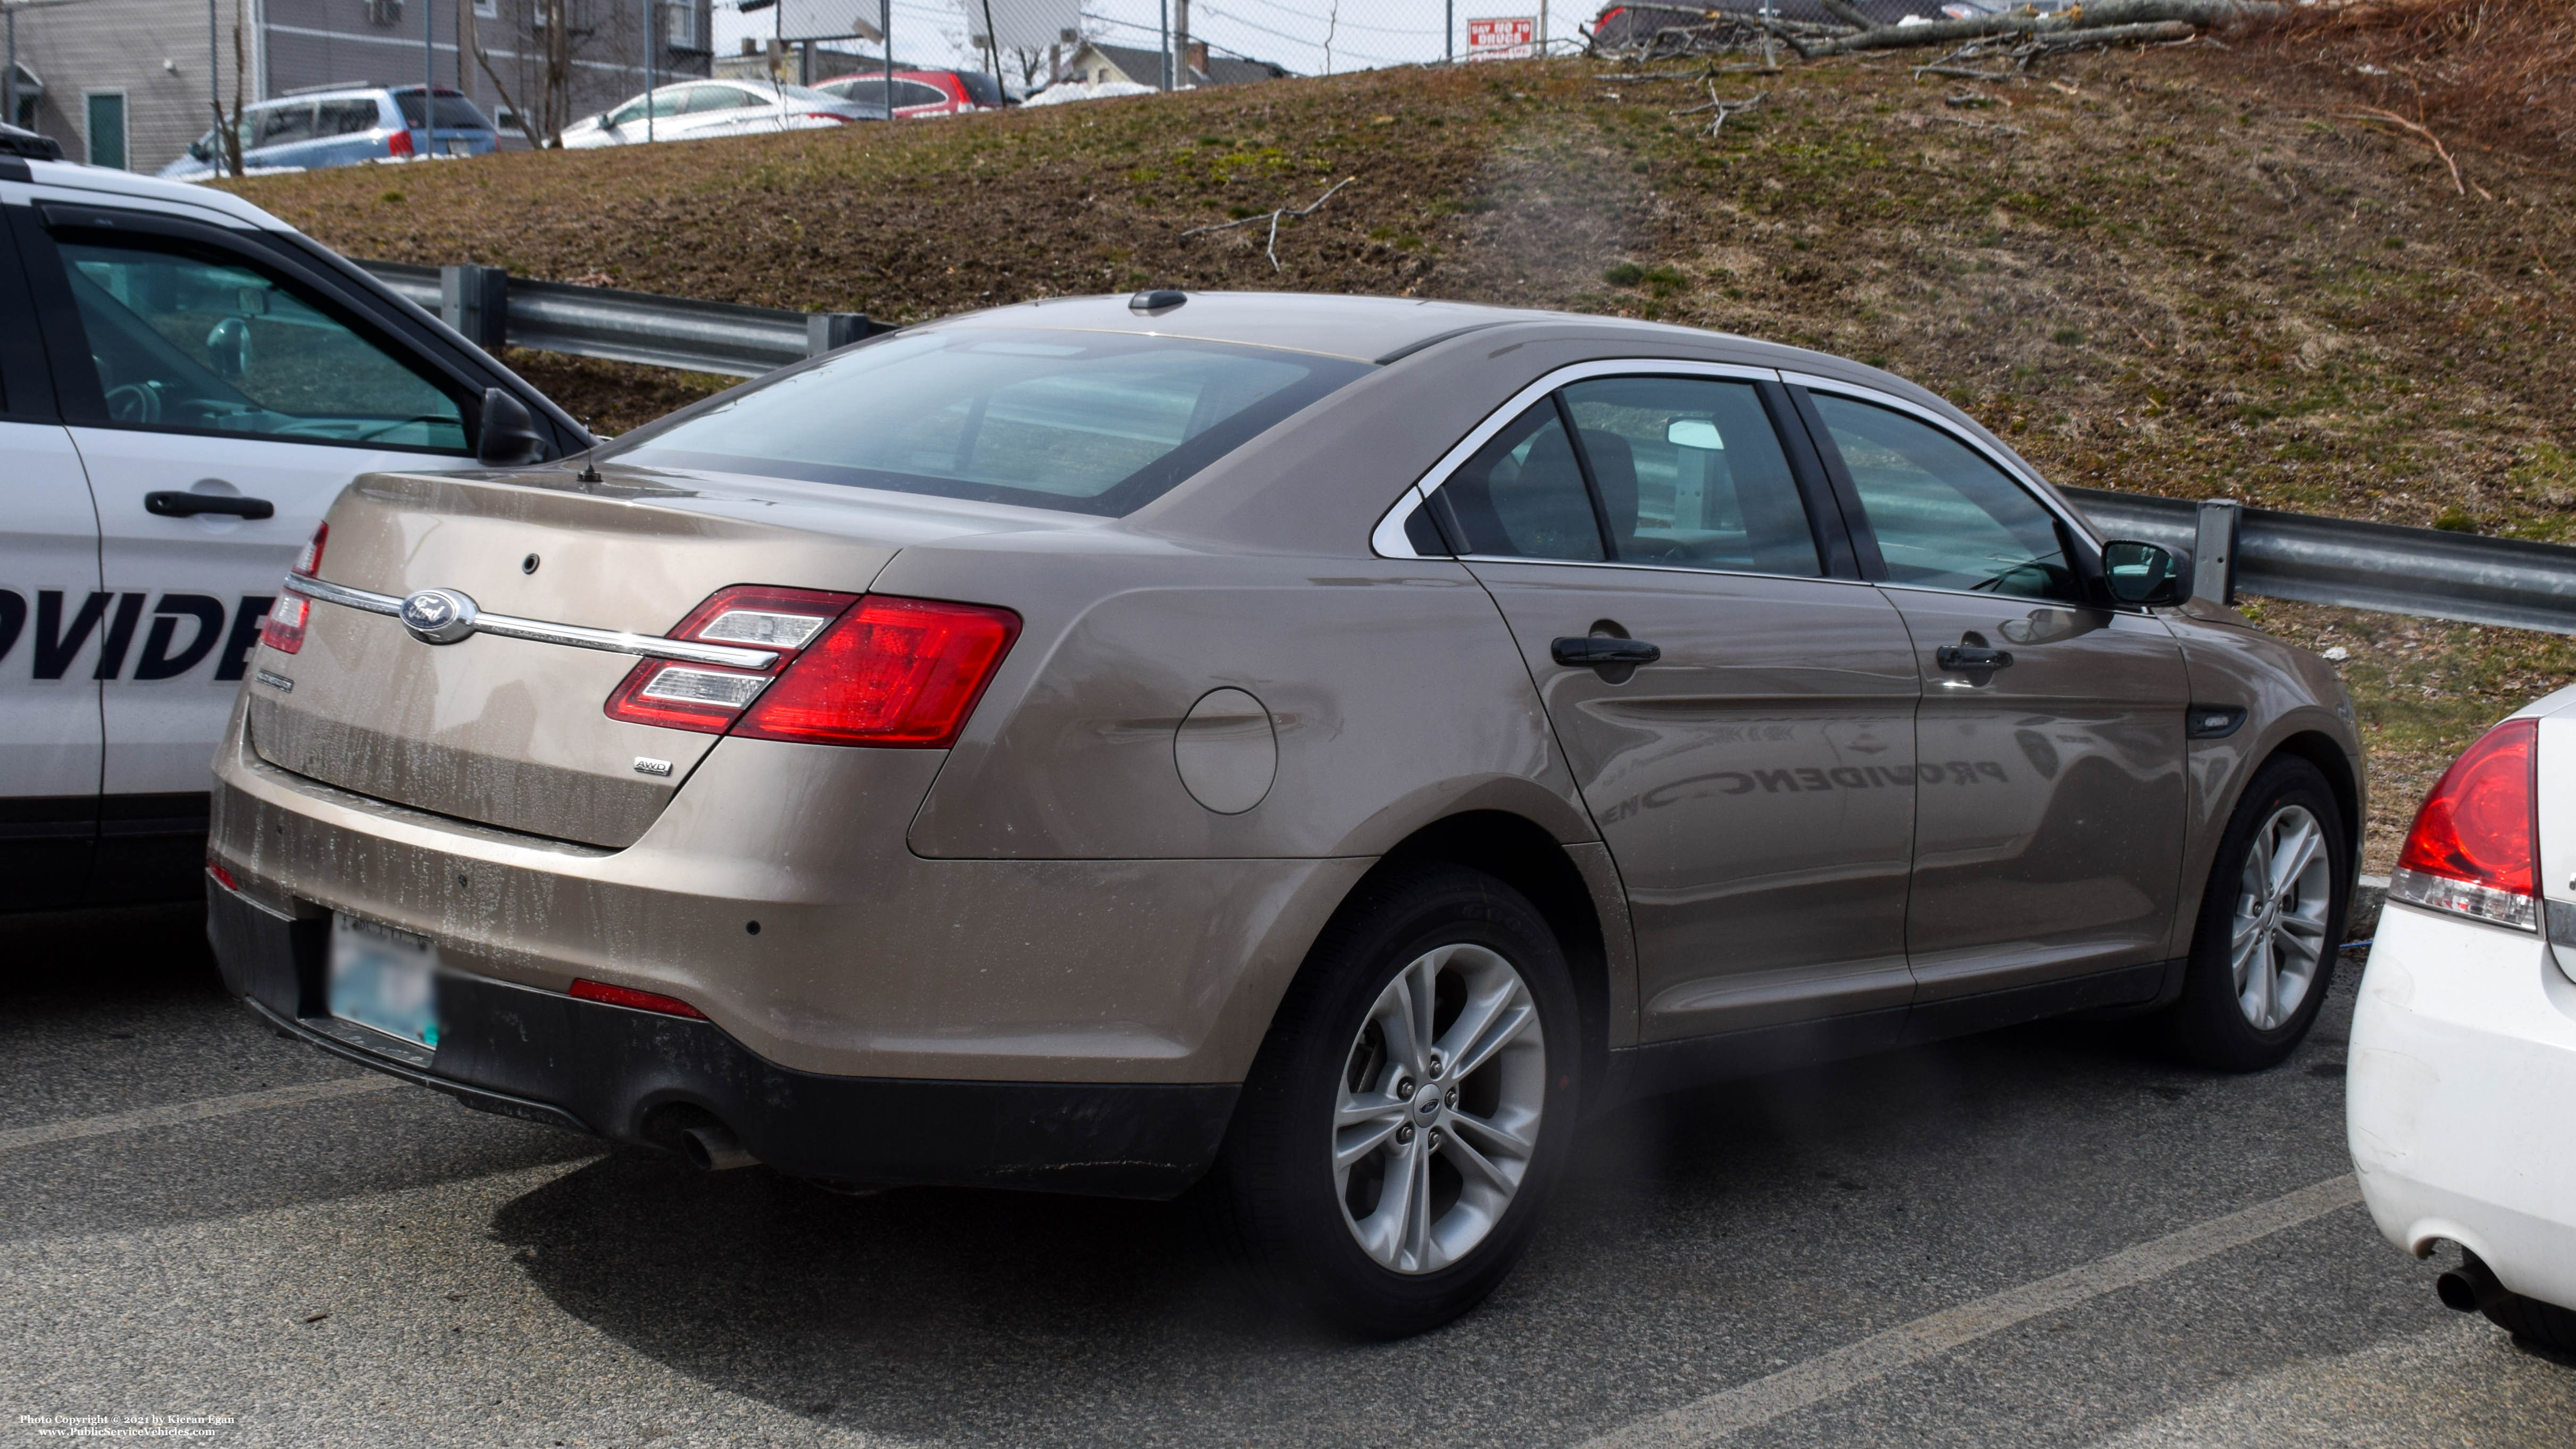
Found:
[1552,637,1662,667]
[146,490,275,520]
[1935,644,2014,672]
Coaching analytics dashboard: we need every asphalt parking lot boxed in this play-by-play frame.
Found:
[7,906,2571,1449]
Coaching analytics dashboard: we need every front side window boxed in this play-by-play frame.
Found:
[1558,376,1819,577]
[56,238,468,452]
[608,328,1367,517]
[1810,393,2077,601]
[1425,401,1604,562]
[250,103,315,147]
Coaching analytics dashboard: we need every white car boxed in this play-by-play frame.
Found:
[2349,686,2576,1354]
[558,81,884,148]
[0,135,587,911]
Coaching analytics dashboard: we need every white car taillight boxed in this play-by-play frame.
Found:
[2389,718,2539,930]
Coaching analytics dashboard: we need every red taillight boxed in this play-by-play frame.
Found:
[569,978,706,1019]
[261,592,310,654]
[735,595,1020,747]
[604,585,860,732]
[207,860,238,892]
[388,128,415,156]
[797,112,856,123]
[2391,717,2538,930]
[293,521,327,577]
[604,587,1017,748]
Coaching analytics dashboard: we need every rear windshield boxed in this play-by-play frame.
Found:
[954,71,1004,106]
[606,328,1370,517]
[395,91,494,129]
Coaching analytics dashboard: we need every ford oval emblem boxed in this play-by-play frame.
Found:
[398,587,479,645]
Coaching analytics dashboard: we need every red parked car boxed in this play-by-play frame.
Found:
[814,70,1004,118]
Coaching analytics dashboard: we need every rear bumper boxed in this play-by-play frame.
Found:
[2347,901,2576,1313]
[209,880,1238,1198]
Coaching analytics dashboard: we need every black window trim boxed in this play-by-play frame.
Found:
[0,202,58,421]
[1782,376,2122,609]
[1374,357,1864,587]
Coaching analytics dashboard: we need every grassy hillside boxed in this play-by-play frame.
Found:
[229,40,2576,870]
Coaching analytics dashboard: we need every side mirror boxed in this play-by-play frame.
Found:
[597,113,616,129]
[2102,539,2189,607]
[1665,419,1724,451]
[477,387,548,468]
[204,317,253,379]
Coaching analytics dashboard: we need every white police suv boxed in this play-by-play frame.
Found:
[0,126,588,910]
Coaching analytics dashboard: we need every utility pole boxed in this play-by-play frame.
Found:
[879,0,891,115]
[423,0,433,129]
[1172,0,1187,87]
[207,0,220,170]
[8,5,20,132]
[1444,0,1452,63]
[643,0,654,142]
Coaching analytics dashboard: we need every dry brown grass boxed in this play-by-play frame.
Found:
[2261,0,2576,160]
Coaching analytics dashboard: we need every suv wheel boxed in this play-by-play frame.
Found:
[1207,863,1580,1337]
[2165,756,2348,1071]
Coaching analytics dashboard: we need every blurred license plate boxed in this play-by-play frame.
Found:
[445,140,470,155]
[329,914,439,1049]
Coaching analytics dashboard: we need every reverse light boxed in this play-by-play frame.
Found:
[292,521,328,577]
[604,586,860,732]
[261,592,310,654]
[569,978,706,1019]
[2391,717,2538,930]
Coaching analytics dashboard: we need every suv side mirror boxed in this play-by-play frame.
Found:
[477,387,548,468]
[2102,539,2188,607]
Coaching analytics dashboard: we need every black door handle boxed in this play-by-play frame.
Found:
[147,491,275,520]
[1552,636,1662,667]
[1936,644,2015,672]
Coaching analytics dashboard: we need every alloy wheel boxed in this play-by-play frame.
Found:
[1333,943,1547,1274]
[2230,803,2333,1031]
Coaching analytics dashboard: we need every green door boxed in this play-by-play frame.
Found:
[86,92,127,169]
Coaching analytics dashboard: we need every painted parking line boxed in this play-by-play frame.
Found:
[0,1076,402,1154]
[1579,1173,2365,1449]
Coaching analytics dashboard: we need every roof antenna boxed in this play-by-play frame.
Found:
[576,452,602,484]
[1129,288,1186,313]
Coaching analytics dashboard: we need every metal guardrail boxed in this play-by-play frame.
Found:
[346,259,2576,636]
[358,261,882,378]
[2069,487,2576,637]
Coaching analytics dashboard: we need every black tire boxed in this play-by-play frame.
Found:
[1204,862,1582,1338]
[2164,755,2349,1072]
[2484,1290,2576,1355]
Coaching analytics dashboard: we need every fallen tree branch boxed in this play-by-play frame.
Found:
[2030,20,2198,51]
[1183,177,1358,272]
[1819,0,1880,32]
[1810,0,2280,56]
[2342,107,2465,196]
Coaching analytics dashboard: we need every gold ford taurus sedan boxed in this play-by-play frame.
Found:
[206,292,2361,1335]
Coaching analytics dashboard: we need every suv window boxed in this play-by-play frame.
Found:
[1559,376,1819,576]
[250,103,315,147]
[395,91,493,129]
[1808,392,2077,601]
[54,238,468,452]
[315,99,382,137]
[610,328,1366,518]
[1426,400,1605,563]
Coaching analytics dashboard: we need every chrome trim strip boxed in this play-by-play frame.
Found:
[1371,358,1782,561]
[285,574,782,670]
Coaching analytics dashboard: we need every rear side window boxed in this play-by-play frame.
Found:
[685,87,763,113]
[396,91,493,129]
[1558,376,1819,576]
[1808,393,2076,601]
[1425,401,1605,562]
[53,238,468,452]
[315,100,382,137]
[609,328,1369,518]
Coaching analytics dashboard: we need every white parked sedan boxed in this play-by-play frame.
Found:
[2349,687,2576,1354]
[558,81,884,149]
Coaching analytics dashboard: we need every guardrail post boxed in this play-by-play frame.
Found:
[440,264,510,352]
[806,313,871,356]
[2194,499,2242,607]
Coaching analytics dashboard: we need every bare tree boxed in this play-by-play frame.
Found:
[211,0,247,176]
[1004,45,1051,94]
